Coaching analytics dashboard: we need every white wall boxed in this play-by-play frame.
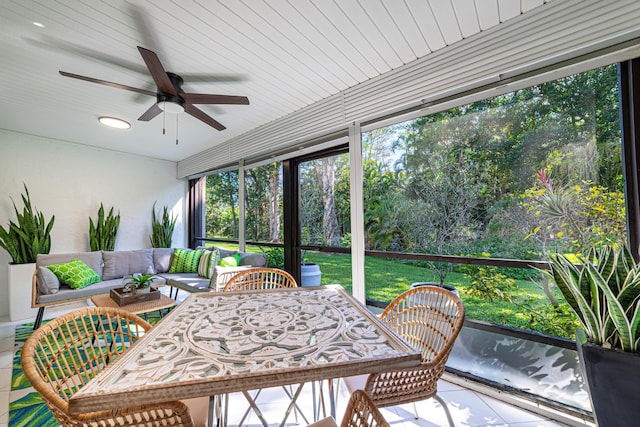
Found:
[0,129,186,318]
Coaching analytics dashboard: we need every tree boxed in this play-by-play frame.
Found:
[206,172,239,238]
[316,157,340,246]
[268,163,281,242]
[398,148,486,284]
[300,156,342,247]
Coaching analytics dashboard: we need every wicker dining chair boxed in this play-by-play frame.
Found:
[308,390,389,427]
[21,307,208,427]
[342,285,465,426]
[223,267,297,291]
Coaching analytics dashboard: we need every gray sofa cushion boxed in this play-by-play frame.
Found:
[153,248,174,273]
[37,251,103,278]
[36,266,60,295]
[240,253,267,267]
[102,249,154,280]
[213,246,238,259]
[37,278,124,304]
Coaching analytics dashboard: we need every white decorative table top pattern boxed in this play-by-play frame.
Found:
[69,285,421,414]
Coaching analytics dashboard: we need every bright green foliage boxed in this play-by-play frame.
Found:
[150,202,177,248]
[260,246,285,270]
[543,245,640,352]
[89,203,120,251]
[0,184,54,264]
[523,169,626,254]
[464,266,517,302]
[575,182,626,246]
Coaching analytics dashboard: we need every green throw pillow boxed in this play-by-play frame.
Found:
[47,259,101,289]
[198,249,219,279]
[219,254,241,267]
[168,248,204,273]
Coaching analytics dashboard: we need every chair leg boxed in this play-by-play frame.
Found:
[434,394,455,427]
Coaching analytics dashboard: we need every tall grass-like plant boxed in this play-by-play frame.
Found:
[89,203,120,251]
[150,202,177,248]
[0,185,55,264]
[542,245,640,352]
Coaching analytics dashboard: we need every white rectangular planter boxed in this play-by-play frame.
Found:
[8,262,38,322]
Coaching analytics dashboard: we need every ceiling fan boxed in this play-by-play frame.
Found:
[60,46,249,131]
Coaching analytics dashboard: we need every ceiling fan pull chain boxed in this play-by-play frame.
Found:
[162,108,166,135]
[176,114,179,145]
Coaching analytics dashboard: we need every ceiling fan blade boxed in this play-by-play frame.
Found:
[138,103,162,121]
[185,104,226,131]
[182,93,250,105]
[59,71,156,97]
[137,46,176,95]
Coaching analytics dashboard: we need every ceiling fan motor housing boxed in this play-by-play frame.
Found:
[157,73,186,113]
[157,93,185,113]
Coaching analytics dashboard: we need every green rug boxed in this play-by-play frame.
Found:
[10,312,163,426]
[10,322,58,427]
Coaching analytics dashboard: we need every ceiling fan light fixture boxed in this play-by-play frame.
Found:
[98,116,131,129]
[158,101,184,114]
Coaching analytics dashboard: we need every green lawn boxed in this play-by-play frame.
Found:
[306,251,580,338]
[211,243,580,339]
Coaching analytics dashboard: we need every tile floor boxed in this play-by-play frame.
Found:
[0,291,583,427]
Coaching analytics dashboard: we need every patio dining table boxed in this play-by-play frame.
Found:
[67,285,422,425]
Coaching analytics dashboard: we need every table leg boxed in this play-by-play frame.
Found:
[208,395,225,427]
[241,390,270,427]
[329,379,336,419]
[238,389,262,426]
[208,395,216,427]
[223,393,229,427]
[315,380,328,421]
[279,383,309,427]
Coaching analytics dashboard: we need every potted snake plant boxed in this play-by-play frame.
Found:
[89,203,120,251]
[0,184,55,321]
[150,202,177,248]
[541,244,640,426]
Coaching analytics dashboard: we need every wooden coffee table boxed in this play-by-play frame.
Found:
[90,290,176,319]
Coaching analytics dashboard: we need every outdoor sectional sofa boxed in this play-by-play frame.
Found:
[31,247,267,329]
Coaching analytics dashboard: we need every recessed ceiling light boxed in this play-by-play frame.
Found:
[98,116,131,129]
[33,22,45,28]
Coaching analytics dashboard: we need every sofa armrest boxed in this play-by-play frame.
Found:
[31,269,38,308]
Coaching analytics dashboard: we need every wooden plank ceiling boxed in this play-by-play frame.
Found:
[0,0,548,162]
